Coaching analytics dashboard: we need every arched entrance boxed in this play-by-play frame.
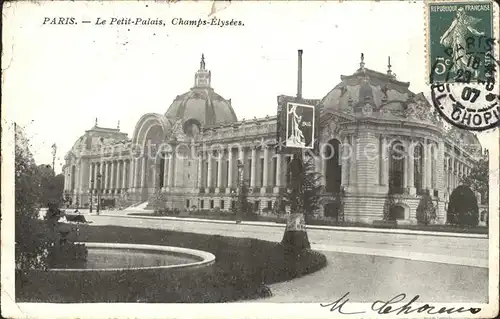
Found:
[389,204,405,220]
[325,139,342,194]
[324,201,340,220]
[141,125,165,201]
[389,140,405,194]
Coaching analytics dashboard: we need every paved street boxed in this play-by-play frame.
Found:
[85,213,488,302]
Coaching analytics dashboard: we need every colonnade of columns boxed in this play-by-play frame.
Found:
[87,159,131,193]
[196,145,286,192]
[444,156,471,192]
[63,138,473,201]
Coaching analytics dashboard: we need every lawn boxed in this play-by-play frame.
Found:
[129,212,489,235]
[16,224,327,303]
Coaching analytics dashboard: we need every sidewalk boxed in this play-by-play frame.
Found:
[95,210,488,239]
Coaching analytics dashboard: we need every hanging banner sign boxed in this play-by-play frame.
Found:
[276,95,320,155]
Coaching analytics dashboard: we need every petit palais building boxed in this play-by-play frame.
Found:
[63,54,487,224]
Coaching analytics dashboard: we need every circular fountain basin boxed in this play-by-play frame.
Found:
[50,242,215,271]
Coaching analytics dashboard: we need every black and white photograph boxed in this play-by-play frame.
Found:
[1,1,499,319]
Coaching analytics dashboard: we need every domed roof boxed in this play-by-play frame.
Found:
[165,54,237,126]
[321,55,413,114]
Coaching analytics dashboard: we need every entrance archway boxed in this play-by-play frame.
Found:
[389,205,405,220]
[324,202,340,221]
[325,139,342,194]
[141,125,165,201]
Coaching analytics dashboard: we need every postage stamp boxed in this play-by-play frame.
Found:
[1,1,499,319]
[427,1,495,84]
[426,0,500,131]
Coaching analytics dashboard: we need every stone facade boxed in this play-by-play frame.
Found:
[63,55,487,224]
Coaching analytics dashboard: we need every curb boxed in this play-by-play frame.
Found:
[98,213,488,239]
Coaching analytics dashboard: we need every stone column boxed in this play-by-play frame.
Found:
[349,136,357,185]
[130,158,136,189]
[321,158,327,186]
[217,153,223,189]
[381,136,389,186]
[207,152,213,188]
[250,147,257,188]
[426,143,432,190]
[110,161,116,191]
[314,155,322,181]
[228,148,233,188]
[140,157,146,188]
[275,153,282,188]
[262,146,269,187]
[162,154,168,188]
[451,157,455,189]
[88,163,93,188]
[122,160,127,189]
[408,141,415,194]
[197,152,203,188]
[102,162,108,190]
[168,152,175,187]
[443,157,448,189]
[151,161,157,189]
[403,140,409,188]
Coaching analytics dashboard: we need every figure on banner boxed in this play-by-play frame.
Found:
[439,7,485,78]
[286,103,306,148]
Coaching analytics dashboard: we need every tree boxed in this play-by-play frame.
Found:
[461,158,489,205]
[232,180,253,220]
[150,188,166,214]
[15,125,56,270]
[383,192,396,221]
[282,154,323,223]
[447,185,479,227]
[416,190,437,225]
[15,124,87,271]
[37,164,64,206]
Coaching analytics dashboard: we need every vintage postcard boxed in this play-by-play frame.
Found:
[2,1,499,318]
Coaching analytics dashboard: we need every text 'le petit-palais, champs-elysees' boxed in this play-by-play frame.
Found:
[42,17,245,27]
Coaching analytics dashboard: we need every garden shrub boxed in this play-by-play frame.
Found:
[416,190,436,225]
[447,185,479,227]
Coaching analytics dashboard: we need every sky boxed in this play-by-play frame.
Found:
[3,1,498,174]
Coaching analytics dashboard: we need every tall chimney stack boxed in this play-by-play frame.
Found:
[297,49,303,99]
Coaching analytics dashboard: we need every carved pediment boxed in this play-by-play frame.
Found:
[320,116,343,141]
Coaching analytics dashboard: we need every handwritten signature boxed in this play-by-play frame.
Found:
[320,293,482,316]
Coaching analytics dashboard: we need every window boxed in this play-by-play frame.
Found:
[248,159,252,180]
[200,199,204,209]
[220,200,225,209]
[267,201,272,210]
[210,200,214,209]
[286,156,292,186]
[389,141,405,194]
[215,162,219,186]
[226,160,230,186]
[231,200,236,210]
[431,146,436,189]
[414,143,424,194]
[186,199,190,208]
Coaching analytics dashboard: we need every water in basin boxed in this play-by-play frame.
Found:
[67,247,201,269]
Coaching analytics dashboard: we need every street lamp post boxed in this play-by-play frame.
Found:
[89,179,94,213]
[96,173,102,214]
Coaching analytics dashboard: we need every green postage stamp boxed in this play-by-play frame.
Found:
[427,1,495,83]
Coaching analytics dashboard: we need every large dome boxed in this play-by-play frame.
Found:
[165,55,237,126]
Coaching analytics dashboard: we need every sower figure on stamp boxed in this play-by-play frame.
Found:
[440,7,485,78]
